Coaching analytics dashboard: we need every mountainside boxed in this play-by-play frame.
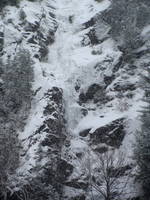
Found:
[0,0,150,199]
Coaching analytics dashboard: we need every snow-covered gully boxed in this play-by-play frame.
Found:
[48,0,111,132]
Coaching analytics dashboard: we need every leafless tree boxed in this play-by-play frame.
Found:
[82,150,130,200]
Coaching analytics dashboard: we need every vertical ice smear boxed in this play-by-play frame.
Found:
[47,0,112,133]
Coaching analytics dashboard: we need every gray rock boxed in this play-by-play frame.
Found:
[79,83,105,103]
[90,118,126,148]
[24,21,40,32]
[79,84,107,104]
[57,159,74,182]
[19,9,26,20]
[83,17,95,29]
[79,129,90,137]
[104,75,115,87]
[92,145,108,153]
[113,82,136,92]
[19,87,67,199]
[0,31,4,54]
[86,28,99,45]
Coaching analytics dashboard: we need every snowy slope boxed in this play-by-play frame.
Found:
[0,0,147,199]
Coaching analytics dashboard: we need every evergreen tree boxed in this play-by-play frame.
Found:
[1,49,34,122]
[135,67,150,199]
[0,49,34,199]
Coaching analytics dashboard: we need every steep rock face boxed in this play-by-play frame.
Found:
[0,1,70,199]
[18,87,69,199]
[0,0,150,199]
[90,118,125,148]
[58,0,147,199]
[79,118,126,150]
[0,0,57,61]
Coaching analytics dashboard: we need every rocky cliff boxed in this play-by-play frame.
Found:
[0,0,150,199]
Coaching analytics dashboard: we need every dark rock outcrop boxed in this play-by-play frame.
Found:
[22,11,57,61]
[38,87,67,193]
[113,82,136,92]
[104,74,115,87]
[19,87,70,199]
[84,17,95,29]
[86,29,99,45]
[92,145,108,153]
[79,84,108,104]
[112,56,123,73]
[90,118,126,148]
[79,118,126,150]
[79,128,90,137]
[0,31,4,55]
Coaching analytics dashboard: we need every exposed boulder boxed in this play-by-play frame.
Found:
[79,129,90,137]
[86,84,103,100]
[90,118,126,148]
[79,83,108,104]
[79,118,126,149]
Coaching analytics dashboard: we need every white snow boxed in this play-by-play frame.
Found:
[141,24,150,37]
[74,111,123,134]
[3,0,143,197]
